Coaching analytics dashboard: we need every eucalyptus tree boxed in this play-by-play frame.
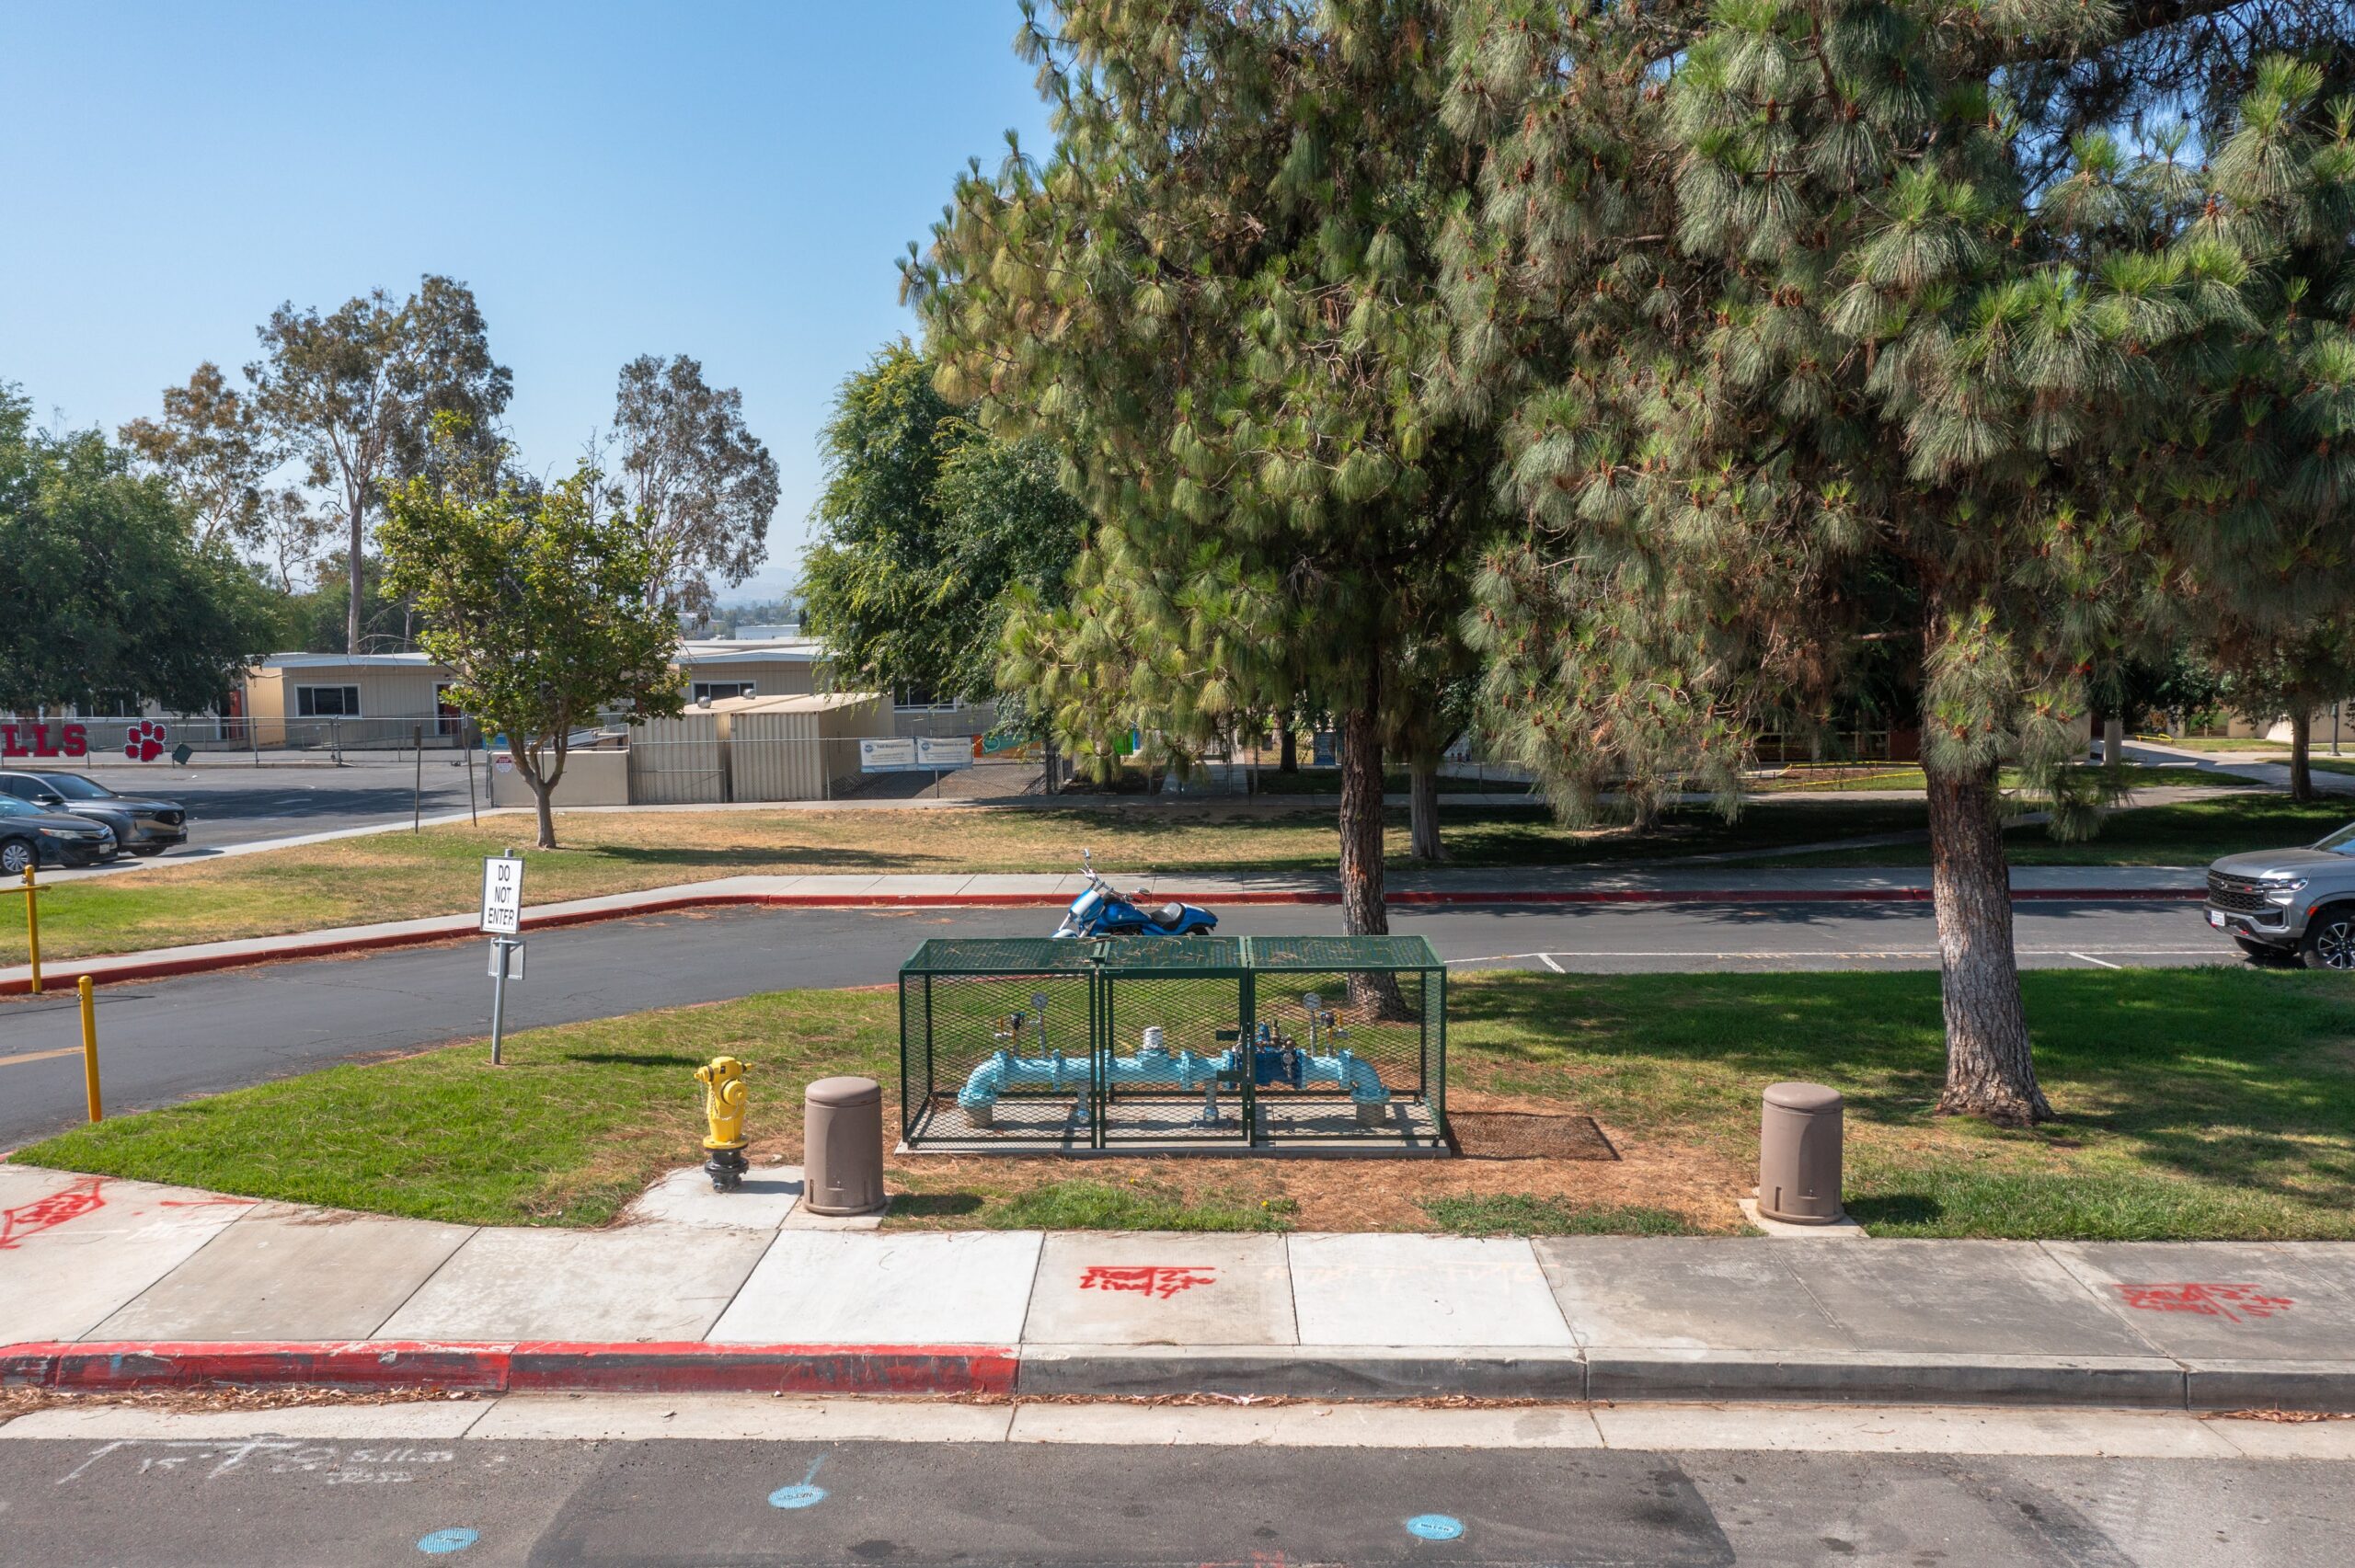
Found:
[1441,0,2294,1121]
[907,0,1499,935]
[249,276,511,654]
[613,354,780,617]
[118,362,276,552]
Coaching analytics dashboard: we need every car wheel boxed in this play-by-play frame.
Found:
[0,839,31,876]
[2234,934,2297,966]
[2301,906,2355,971]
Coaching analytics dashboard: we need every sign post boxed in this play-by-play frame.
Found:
[480,853,525,1065]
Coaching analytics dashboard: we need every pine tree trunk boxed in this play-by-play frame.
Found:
[1338,708,1387,935]
[1338,705,1409,1018]
[1408,758,1445,861]
[2102,715,2124,765]
[2290,709,2314,803]
[1279,725,1298,774]
[1926,755,2051,1125]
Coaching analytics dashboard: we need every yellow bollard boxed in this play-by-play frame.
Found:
[695,1055,749,1192]
[21,864,40,996]
[79,975,101,1123]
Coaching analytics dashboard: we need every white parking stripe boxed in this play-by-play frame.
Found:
[2070,952,2123,969]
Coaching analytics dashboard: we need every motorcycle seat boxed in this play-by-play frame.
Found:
[1152,902,1188,927]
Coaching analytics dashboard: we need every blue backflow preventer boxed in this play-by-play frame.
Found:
[957,1003,1388,1122]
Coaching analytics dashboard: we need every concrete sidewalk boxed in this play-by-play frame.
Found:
[1,864,2208,996]
[3,1163,2346,1409]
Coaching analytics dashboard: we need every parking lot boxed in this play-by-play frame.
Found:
[21,759,482,876]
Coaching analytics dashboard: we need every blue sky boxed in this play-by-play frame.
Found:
[0,2,1054,600]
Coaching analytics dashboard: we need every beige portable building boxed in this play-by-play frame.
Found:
[623,692,890,804]
[239,653,457,748]
[725,693,889,801]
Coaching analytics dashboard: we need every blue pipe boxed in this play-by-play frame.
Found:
[957,1041,1389,1114]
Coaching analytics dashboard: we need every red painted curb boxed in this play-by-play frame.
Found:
[3,886,2204,996]
[2,1341,1017,1397]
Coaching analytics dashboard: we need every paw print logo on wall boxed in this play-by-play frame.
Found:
[123,720,168,762]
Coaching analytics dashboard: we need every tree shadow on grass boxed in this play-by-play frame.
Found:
[1444,967,2355,1205]
[564,1052,707,1069]
[1844,1194,1946,1228]
[891,1192,985,1218]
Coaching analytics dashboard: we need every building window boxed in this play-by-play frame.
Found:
[692,681,756,704]
[894,684,949,711]
[295,685,362,717]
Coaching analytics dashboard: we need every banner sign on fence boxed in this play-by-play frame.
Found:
[916,736,976,771]
[860,736,977,773]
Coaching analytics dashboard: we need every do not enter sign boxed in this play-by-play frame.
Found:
[480,854,524,934]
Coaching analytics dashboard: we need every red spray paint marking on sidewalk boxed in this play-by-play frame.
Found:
[1080,1265,1220,1299]
[0,1176,108,1249]
[2114,1282,2296,1323]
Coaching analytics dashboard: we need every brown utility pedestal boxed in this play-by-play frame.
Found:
[1758,1081,1844,1224]
[804,1075,886,1215]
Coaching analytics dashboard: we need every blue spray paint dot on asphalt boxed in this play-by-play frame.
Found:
[416,1528,479,1555]
[1405,1515,1465,1541]
[769,1455,829,1510]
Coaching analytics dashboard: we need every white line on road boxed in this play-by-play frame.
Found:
[1537,953,1565,973]
[2069,952,2123,969]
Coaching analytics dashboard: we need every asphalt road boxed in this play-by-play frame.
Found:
[0,901,2232,1150]
[0,1434,2343,1567]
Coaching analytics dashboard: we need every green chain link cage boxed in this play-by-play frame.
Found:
[898,934,1448,1153]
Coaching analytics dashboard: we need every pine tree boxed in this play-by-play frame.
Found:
[1441,0,2292,1122]
[906,0,1498,948]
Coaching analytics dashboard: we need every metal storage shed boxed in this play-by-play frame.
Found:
[623,692,890,804]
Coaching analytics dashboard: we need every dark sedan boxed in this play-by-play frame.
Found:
[0,770,189,856]
[0,794,118,874]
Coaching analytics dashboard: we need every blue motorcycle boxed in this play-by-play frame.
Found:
[1052,850,1219,938]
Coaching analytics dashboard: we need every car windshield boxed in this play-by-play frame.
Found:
[2315,822,2355,853]
[0,795,38,817]
[37,774,115,801]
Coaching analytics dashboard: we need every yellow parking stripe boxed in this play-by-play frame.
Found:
[0,1046,86,1069]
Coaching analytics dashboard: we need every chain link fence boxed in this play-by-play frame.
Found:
[900,935,1449,1154]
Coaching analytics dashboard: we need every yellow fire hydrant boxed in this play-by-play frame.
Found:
[696,1054,750,1192]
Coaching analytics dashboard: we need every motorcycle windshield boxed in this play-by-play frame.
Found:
[1070,888,1100,918]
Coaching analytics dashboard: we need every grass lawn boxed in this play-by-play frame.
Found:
[1754,763,2237,794]
[4,798,1946,967]
[1752,791,2353,869]
[17,967,2355,1242]
[2146,737,2290,753]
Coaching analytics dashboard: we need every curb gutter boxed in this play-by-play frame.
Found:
[6,1341,2347,1412]
[0,885,2204,997]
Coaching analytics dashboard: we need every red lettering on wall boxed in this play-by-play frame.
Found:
[0,726,23,758]
[29,724,60,758]
[60,723,87,758]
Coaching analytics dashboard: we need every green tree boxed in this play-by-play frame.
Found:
[2167,57,2355,805]
[613,354,781,616]
[117,362,275,552]
[250,275,511,657]
[1442,0,2289,1120]
[0,386,278,712]
[907,0,1499,941]
[803,341,1089,710]
[379,460,683,850]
